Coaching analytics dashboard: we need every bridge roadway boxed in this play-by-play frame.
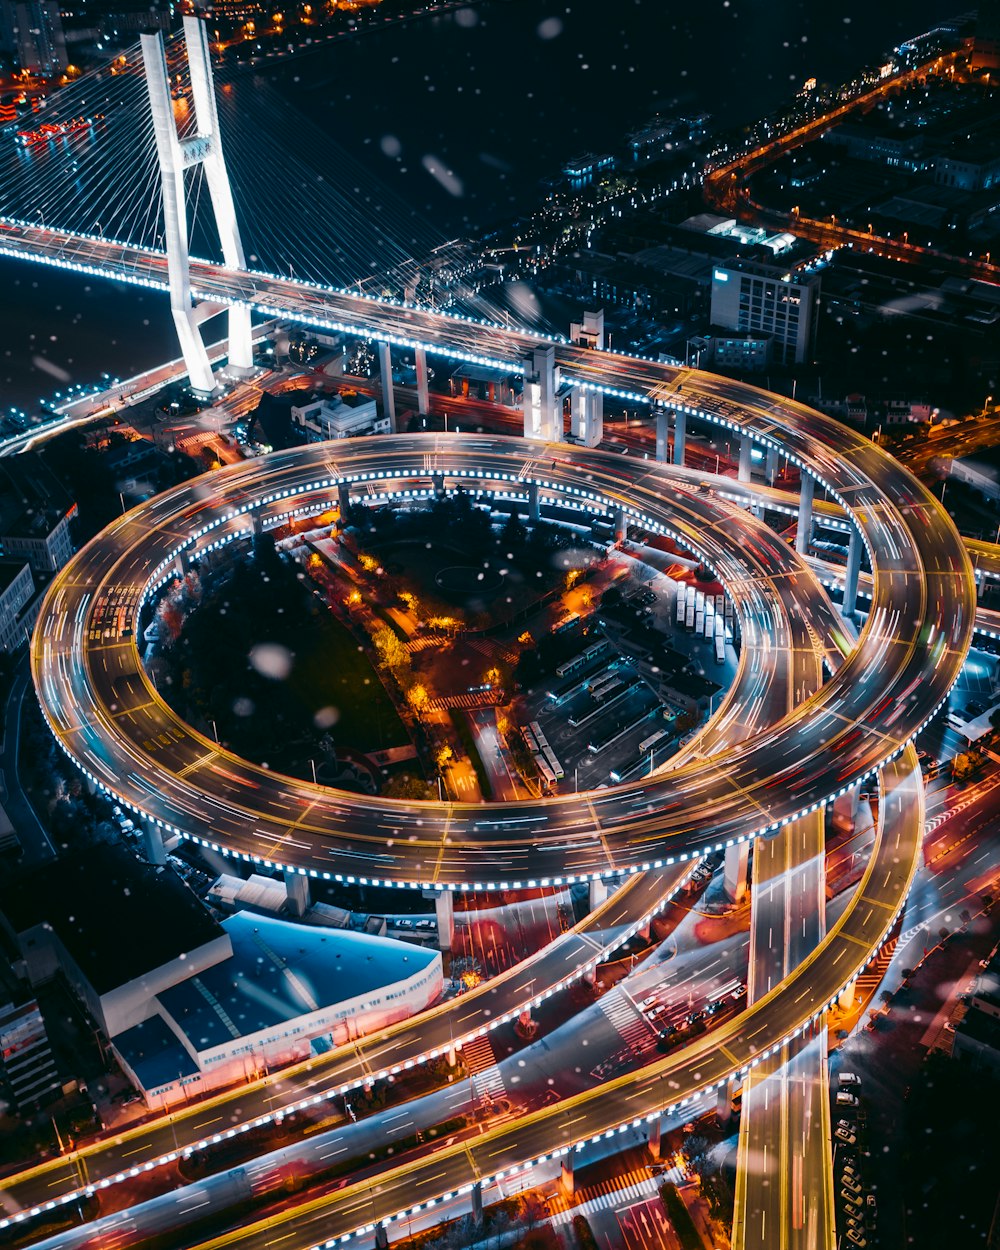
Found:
[33,431,971,886]
[22,747,921,1250]
[4,474,844,1224]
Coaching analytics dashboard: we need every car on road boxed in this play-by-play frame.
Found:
[836,1091,859,1107]
[846,1231,867,1247]
[842,1178,862,1196]
[866,1195,877,1212]
[835,1128,857,1145]
[841,1189,862,1208]
[838,1072,861,1086]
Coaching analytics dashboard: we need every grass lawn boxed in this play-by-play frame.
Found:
[290,610,408,754]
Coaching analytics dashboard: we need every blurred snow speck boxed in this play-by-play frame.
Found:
[31,354,71,382]
[479,152,512,173]
[249,643,293,680]
[421,154,464,197]
[454,6,478,27]
[537,16,563,40]
[507,281,541,322]
[314,706,340,729]
[381,134,402,158]
[232,697,255,717]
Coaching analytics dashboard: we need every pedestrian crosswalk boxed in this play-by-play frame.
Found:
[467,636,520,666]
[461,1033,506,1100]
[599,988,656,1051]
[405,635,449,654]
[549,1166,683,1223]
[427,690,500,711]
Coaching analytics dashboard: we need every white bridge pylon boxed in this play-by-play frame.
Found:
[140,17,253,394]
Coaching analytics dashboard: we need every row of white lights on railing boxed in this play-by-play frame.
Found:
[240,846,921,1250]
[0,867,694,1230]
[51,455,948,895]
[79,468,752,889]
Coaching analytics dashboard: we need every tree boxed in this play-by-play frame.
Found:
[380,773,435,800]
[406,683,430,716]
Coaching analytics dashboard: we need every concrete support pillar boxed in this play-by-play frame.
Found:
[976,573,985,601]
[570,389,601,445]
[436,889,455,951]
[716,1077,734,1126]
[415,346,430,415]
[672,409,686,466]
[766,446,779,486]
[583,964,597,985]
[523,345,559,442]
[656,411,669,463]
[527,480,541,523]
[838,978,857,1010]
[561,1152,575,1196]
[589,877,608,911]
[843,529,862,619]
[585,389,603,447]
[613,507,626,543]
[432,472,445,498]
[378,342,396,433]
[471,1180,483,1226]
[446,1043,457,1068]
[570,390,602,450]
[723,842,750,904]
[375,1225,389,1250]
[738,433,753,483]
[251,509,264,536]
[795,474,814,556]
[338,483,350,517]
[142,822,167,866]
[648,1116,663,1159]
[285,871,310,917]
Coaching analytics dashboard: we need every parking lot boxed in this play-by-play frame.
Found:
[516,566,737,792]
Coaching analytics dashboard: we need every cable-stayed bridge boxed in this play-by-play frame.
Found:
[4,24,979,1250]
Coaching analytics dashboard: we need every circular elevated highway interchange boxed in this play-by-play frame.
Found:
[33,414,973,888]
[20,364,979,1250]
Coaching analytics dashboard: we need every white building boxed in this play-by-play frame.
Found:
[112,912,443,1105]
[0,560,37,653]
[290,392,388,442]
[710,260,821,366]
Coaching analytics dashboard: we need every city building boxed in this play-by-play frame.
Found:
[932,142,1000,192]
[710,259,821,365]
[0,999,61,1108]
[562,153,615,187]
[710,332,772,373]
[0,560,37,652]
[952,951,1000,1071]
[0,0,66,75]
[0,846,443,1107]
[290,392,388,442]
[112,912,443,1105]
[823,120,926,171]
[0,454,76,572]
[972,0,1000,69]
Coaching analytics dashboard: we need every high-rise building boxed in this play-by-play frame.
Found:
[709,259,821,366]
[0,1000,61,1108]
[0,0,67,76]
[973,0,1000,69]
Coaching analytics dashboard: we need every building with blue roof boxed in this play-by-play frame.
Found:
[112,912,442,1106]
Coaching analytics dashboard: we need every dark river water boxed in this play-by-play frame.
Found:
[0,0,953,410]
